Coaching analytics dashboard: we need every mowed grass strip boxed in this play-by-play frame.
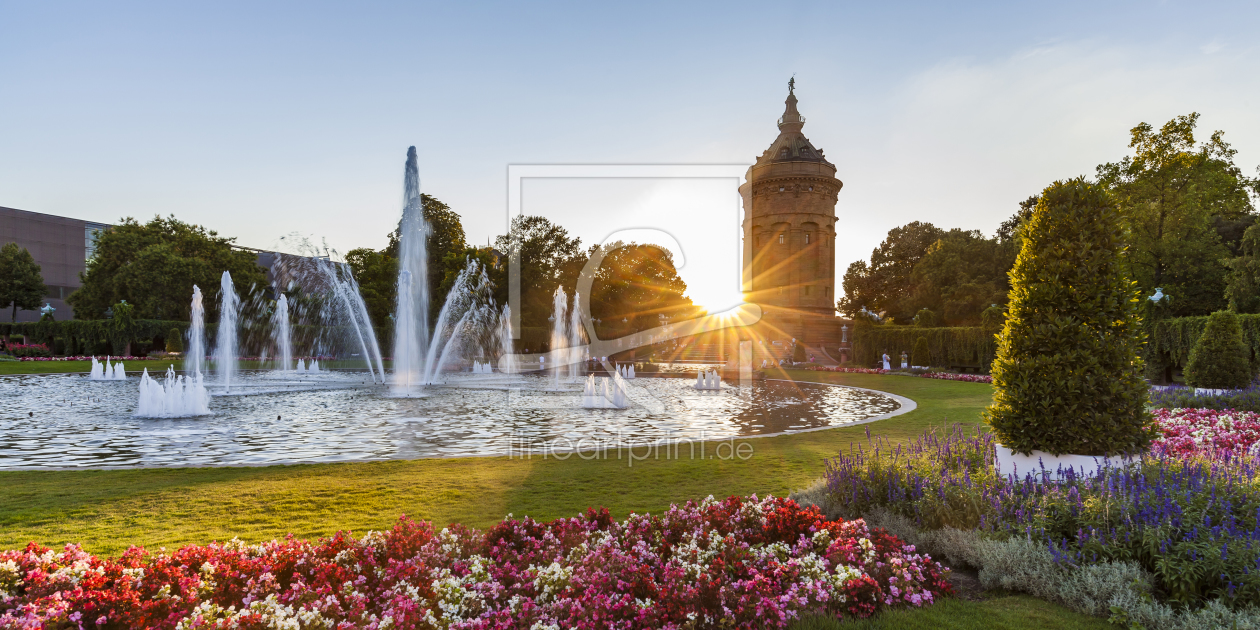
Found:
[0,371,990,554]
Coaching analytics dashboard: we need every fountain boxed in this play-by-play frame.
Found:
[549,287,568,387]
[185,285,206,378]
[137,366,210,417]
[392,146,430,394]
[215,271,239,392]
[89,357,126,380]
[0,143,900,467]
[568,293,585,382]
[495,304,518,374]
[272,294,292,371]
[694,369,722,390]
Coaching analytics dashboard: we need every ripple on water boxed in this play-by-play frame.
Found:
[0,372,899,469]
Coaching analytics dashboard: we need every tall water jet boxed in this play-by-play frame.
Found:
[421,259,494,384]
[567,293,585,381]
[273,294,292,371]
[549,287,568,386]
[392,147,430,393]
[185,286,206,378]
[216,271,239,392]
[496,304,518,374]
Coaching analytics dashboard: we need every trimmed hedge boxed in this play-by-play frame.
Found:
[851,324,996,371]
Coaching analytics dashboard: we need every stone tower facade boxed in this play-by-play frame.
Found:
[738,84,843,346]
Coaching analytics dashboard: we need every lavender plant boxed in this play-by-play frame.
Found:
[823,425,1260,610]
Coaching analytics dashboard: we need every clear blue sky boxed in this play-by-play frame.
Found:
[2,1,1257,309]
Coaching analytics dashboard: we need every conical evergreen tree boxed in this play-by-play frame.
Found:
[1183,310,1252,389]
[985,178,1152,456]
[912,337,930,367]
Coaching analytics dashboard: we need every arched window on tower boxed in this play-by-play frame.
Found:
[778,148,790,159]
[805,233,811,244]
[778,234,785,245]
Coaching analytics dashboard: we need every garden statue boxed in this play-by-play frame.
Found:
[1149,287,1168,302]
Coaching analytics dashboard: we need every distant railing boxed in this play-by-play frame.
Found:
[777,115,805,125]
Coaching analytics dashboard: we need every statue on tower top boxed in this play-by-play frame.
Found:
[788,75,795,94]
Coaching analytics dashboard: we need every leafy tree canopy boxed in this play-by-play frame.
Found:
[0,242,45,322]
[587,241,698,334]
[837,221,943,321]
[905,229,1015,326]
[1097,112,1258,316]
[494,215,587,329]
[347,194,470,329]
[67,216,265,321]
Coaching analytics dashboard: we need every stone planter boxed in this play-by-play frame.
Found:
[994,443,1135,481]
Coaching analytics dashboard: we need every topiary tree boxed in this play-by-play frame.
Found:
[1183,310,1252,389]
[985,178,1152,456]
[793,342,806,363]
[166,327,183,353]
[912,337,930,367]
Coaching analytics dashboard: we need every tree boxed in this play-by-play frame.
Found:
[587,241,697,336]
[348,194,470,330]
[344,247,396,329]
[387,194,469,321]
[985,178,1151,456]
[913,308,937,328]
[495,215,587,329]
[166,327,183,353]
[67,216,265,321]
[903,229,1013,326]
[838,222,943,320]
[1183,310,1252,389]
[995,196,1039,243]
[1097,113,1258,316]
[912,337,930,367]
[0,242,45,322]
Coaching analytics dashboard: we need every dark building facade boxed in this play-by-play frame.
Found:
[0,206,107,323]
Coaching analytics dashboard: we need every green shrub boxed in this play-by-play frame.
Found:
[52,337,66,355]
[911,337,930,367]
[985,178,1151,456]
[166,327,183,353]
[980,304,1005,335]
[1183,310,1252,389]
[913,308,938,328]
[792,342,806,362]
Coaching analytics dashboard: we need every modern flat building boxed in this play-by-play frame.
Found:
[0,206,280,323]
[0,206,107,323]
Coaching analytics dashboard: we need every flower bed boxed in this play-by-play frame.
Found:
[822,426,1260,612]
[1151,407,1260,457]
[919,372,991,383]
[808,366,889,375]
[6,344,51,358]
[0,495,951,628]
[806,366,991,383]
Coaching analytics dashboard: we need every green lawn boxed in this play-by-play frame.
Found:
[0,368,1108,627]
[791,596,1111,629]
